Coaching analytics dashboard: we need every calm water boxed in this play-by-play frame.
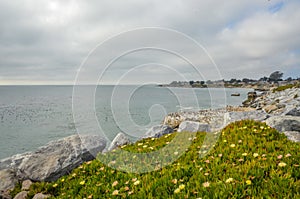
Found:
[0,85,251,159]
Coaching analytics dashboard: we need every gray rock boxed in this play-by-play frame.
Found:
[286,106,300,116]
[144,125,174,138]
[32,193,50,199]
[13,191,27,199]
[21,180,32,191]
[0,169,17,193]
[178,121,210,133]
[224,110,268,124]
[283,131,300,142]
[108,133,131,151]
[0,134,106,182]
[266,116,300,132]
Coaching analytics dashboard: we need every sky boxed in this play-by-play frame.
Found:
[0,0,299,85]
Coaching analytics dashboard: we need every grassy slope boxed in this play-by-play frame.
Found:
[14,120,300,198]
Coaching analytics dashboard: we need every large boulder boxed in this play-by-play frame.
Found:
[266,116,300,132]
[177,121,210,133]
[107,133,131,151]
[0,134,106,183]
[0,169,17,197]
[224,110,268,125]
[285,106,300,116]
[144,125,174,138]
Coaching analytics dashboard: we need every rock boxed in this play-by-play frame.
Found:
[224,110,268,124]
[21,180,32,191]
[266,116,300,132]
[0,169,17,194]
[177,121,210,133]
[144,125,174,138]
[0,134,106,182]
[263,104,278,113]
[283,131,300,142]
[13,191,27,199]
[286,106,300,116]
[32,193,51,199]
[108,133,131,151]
[0,190,11,199]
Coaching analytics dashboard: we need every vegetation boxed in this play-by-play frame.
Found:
[272,84,296,92]
[13,120,300,198]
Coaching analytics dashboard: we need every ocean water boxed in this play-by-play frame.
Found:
[0,85,251,159]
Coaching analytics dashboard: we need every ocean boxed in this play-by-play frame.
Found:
[0,85,252,159]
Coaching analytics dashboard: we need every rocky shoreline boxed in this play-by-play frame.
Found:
[1,87,300,199]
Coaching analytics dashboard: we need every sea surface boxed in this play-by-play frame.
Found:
[0,85,252,159]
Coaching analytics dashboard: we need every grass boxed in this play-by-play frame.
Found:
[272,84,297,92]
[13,120,300,198]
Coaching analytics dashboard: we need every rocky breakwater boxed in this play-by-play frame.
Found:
[0,134,106,198]
[163,87,300,142]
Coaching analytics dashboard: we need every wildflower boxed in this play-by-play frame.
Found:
[277,155,283,159]
[225,178,234,183]
[238,140,242,143]
[218,154,223,157]
[260,126,264,129]
[112,181,118,187]
[166,142,170,144]
[202,182,210,187]
[179,184,185,190]
[61,178,65,182]
[204,173,209,176]
[174,151,179,155]
[253,153,259,158]
[204,160,210,163]
[137,143,143,146]
[230,144,236,148]
[151,138,155,141]
[223,140,227,143]
[174,188,181,194]
[149,147,154,150]
[278,162,287,167]
[72,173,77,177]
[243,126,247,129]
[134,180,140,185]
[246,180,252,185]
[143,145,148,148]
[86,161,92,165]
[79,180,85,185]
[172,179,178,184]
[242,153,248,156]
[128,191,134,195]
[238,159,244,162]
[188,137,193,141]
[285,153,292,157]
[262,154,266,157]
[88,194,93,199]
[112,190,119,195]
[132,178,137,182]
[52,183,58,188]
[124,186,130,191]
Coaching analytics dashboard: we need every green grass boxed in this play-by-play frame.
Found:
[14,120,300,198]
[272,84,296,92]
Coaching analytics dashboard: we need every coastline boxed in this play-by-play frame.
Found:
[1,86,300,198]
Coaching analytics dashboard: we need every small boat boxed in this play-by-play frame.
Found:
[231,93,240,96]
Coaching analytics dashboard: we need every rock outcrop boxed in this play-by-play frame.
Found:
[0,134,106,197]
[108,132,131,151]
[144,125,174,138]
[178,121,210,133]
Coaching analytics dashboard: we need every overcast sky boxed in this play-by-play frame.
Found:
[0,0,299,85]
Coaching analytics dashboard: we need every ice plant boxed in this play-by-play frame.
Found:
[242,153,248,156]
[174,188,181,194]
[79,181,85,185]
[112,190,119,195]
[179,184,185,190]
[134,180,140,186]
[278,162,287,167]
[253,153,259,157]
[225,178,234,183]
[202,182,210,188]
[230,144,236,148]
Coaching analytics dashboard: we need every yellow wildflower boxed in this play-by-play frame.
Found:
[61,179,65,182]
[52,183,58,188]
[179,184,185,190]
[134,180,140,186]
[225,178,234,183]
[246,180,252,185]
[253,153,259,158]
[79,180,85,185]
[230,144,236,148]
[174,188,181,194]
[112,181,118,187]
[112,190,119,195]
[242,153,248,156]
[278,162,287,167]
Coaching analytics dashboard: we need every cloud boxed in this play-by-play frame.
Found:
[0,0,299,84]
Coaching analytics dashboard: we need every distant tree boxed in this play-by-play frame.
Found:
[200,81,205,85]
[259,76,269,82]
[286,77,292,82]
[242,78,250,83]
[229,78,237,83]
[269,71,283,82]
[189,81,194,85]
[206,80,212,84]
